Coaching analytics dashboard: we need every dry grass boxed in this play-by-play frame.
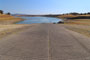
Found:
[0,14,24,24]
[0,14,29,39]
[64,19,90,25]
[58,14,90,37]
[0,14,14,20]
[64,19,90,37]
[0,24,31,39]
[58,14,77,18]
[58,14,90,19]
[65,26,90,37]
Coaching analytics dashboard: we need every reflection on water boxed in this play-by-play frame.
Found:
[16,17,62,24]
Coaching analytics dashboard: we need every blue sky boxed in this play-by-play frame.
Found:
[0,0,90,14]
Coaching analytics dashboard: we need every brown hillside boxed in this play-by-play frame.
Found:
[58,14,90,19]
[0,14,14,20]
[0,14,23,24]
[58,14,78,18]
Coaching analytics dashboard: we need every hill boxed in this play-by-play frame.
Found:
[0,14,23,24]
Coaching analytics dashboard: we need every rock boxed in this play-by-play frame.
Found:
[57,21,64,24]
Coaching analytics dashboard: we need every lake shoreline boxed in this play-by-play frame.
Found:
[16,17,61,24]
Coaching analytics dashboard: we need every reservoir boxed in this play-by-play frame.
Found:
[16,17,62,24]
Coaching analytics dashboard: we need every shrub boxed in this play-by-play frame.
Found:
[0,10,3,14]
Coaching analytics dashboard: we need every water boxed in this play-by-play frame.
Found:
[16,17,62,24]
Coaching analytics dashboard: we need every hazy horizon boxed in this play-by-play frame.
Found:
[0,0,90,14]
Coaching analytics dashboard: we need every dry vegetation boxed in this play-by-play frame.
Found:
[0,24,31,39]
[0,14,24,24]
[64,19,90,37]
[57,13,90,37]
[58,14,90,19]
[64,19,90,25]
[0,14,28,39]
[58,14,77,18]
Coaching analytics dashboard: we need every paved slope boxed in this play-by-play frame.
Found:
[0,24,90,60]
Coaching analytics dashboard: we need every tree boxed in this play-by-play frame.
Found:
[87,12,90,14]
[0,10,3,14]
[83,13,87,15]
[70,12,79,15]
[6,12,11,15]
[79,13,83,15]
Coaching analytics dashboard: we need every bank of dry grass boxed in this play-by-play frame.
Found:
[58,14,77,18]
[64,19,90,25]
[58,14,90,19]
[64,19,90,37]
[0,14,29,39]
[0,24,32,39]
[0,14,24,24]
